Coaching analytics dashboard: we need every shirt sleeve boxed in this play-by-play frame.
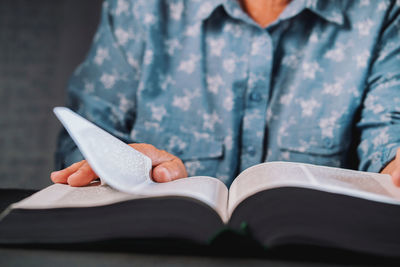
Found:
[357,4,400,173]
[55,0,144,169]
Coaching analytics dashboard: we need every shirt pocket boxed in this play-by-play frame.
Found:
[278,128,349,167]
[130,123,224,177]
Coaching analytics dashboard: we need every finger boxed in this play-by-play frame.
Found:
[51,160,86,184]
[152,157,188,183]
[391,148,400,187]
[392,169,400,187]
[129,143,176,166]
[67,162,98,187]
[128,143,188,182]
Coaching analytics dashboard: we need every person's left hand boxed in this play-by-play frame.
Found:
[381,147,400,187]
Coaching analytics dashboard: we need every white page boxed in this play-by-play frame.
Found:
[301,163,400,199]
[50,107,230,220]
[228,162,400,217]
[53,107,153,193]
[11,176,229,222]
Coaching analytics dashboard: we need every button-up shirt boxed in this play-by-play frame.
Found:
[56,0,400,185]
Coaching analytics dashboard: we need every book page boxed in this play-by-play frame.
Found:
[11,176,229,222]
[228,162,400,217]
[299,163,400,201]
[53,107,153,192]
[48,108,230,220]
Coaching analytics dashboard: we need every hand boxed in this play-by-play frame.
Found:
[381,147,400,187]
[50,143,188,186]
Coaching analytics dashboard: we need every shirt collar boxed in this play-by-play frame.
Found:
[186,0,225,22]
[280,0,346,26]
[188,0,346,27]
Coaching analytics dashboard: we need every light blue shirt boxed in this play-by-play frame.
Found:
[56,0,400,185]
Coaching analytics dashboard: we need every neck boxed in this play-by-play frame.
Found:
[241,0,291,28]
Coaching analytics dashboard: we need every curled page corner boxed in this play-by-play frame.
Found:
[53,107,154,193]
[100,178,107,186]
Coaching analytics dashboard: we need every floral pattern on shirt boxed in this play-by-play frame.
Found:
[56,0,400,185]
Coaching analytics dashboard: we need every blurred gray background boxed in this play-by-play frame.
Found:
[0,0,103,189]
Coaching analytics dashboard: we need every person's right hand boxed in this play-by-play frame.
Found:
[50,143,188,187]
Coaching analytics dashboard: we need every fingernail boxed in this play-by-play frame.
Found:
[155,167,171,182]
[160,168,171,182]
[164,174,172,182]
[50,171,60,179]
[67,171,80,183]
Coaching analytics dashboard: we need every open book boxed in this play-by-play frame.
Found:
[1,108,400,257]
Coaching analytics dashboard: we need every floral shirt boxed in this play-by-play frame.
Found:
[56,0,400,185]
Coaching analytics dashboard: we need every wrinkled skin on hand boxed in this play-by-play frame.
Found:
[51,143,188,187]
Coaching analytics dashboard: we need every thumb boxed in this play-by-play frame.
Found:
[388,148,400,187]
[391,148,400,187]
[152,158,188,182]
[129,143,188,182]
[392,168,400,187]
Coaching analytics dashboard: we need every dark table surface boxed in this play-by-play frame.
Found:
[1,189,400,267]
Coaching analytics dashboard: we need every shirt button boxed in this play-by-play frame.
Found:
[249,92,262,102]
[246,146,256,156]
[323,138,333,148]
